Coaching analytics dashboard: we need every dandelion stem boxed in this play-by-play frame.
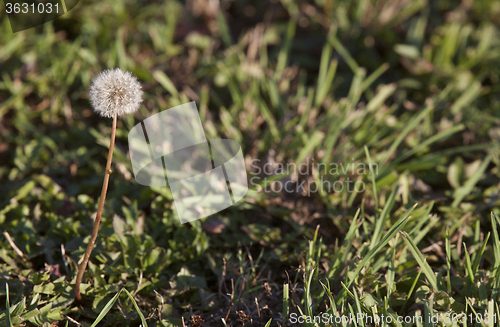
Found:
[75,112,118,302]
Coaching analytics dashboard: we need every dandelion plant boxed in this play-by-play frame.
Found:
[75,68,143,302]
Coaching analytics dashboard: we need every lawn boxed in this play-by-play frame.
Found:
[1,0,500,326]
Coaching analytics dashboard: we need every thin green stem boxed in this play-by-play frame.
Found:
[75,112,118,302]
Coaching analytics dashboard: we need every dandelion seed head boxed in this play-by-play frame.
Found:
[89,68,143,118]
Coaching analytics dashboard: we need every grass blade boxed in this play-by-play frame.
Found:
[380,104,433,166]
[370,185,399,251]
[123,289,148,327]
[346,204,416,288]
[6,283,12,327]
[472,232,490,275]
[365,146,379,212]
[491,213,500,269]
[401,232,438,291]
[387,248,396,295]
[91,290,123,327]
[452,153,493,207]
[90,288,148,327]
[445,226,452,294]
[283,283,289,324]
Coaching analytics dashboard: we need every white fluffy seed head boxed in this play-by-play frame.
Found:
[89,68,143,118]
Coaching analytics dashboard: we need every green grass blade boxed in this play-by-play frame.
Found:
[153,70,179,98]
[90,288,148,327]
[491,213,500,269]
[365,146,379,212]
[346,204,415,288]
[452,152,493,207]
[283,283,289,324]
[472,232,490,275]
[380,104,433,166]
[463,243,474,284]
[365,83,396,112]
[328,34,359,73]
[392,124,464,166]
[402,269,422,312]
[361,63,390,93]
[315,59,338,107]
[401,232,438,291]
[295,130,324,165]
[123,289,148,327]
[387,248,396,295]
[91,290,124,327]
[370,185,399,251]
[276,19,297,75]
[445,226,452,294]
[215,11,232,47]
[6,283,12,327]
